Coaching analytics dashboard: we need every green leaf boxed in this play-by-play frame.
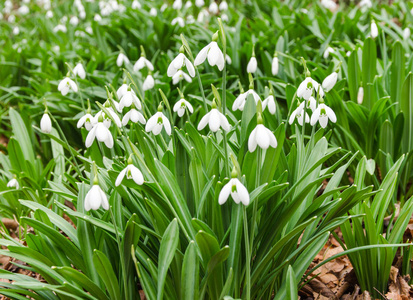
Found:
[92,250,121,300]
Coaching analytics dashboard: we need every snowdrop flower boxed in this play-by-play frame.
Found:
[322,72,338,92]
[160,3,168,12]
[116,161,144,186]
[117,53,130,67]
[219,173,249,206]
[194,34,225,71]
[61,16,68,23]
[149,7,157,16]
[13,27,20,35]
[58,77,78,96]
[86,119,114,148]
[73,63,86,79]
[145,109,172,135]
[221,13,228,22]
[321,0,337,10]
[232,88,261,111]
[134,56,154,72]
[187,15,195,24]
[173,0,182,10]
[94,14,102,21]
[310,103,337,128]
[307,96,317,112]
[262,93,276,115]
[403,28,410,40]
[198,102,230,132]
[172,17,185,27]
[248,124,277,152]
[79,10,86,19]
[117,83,128,99]
[18,5,30,15]
[173,98,193,117]
[197,9,209,22]
[297,77,324,100]
[143,74,155,91]
[219,1,228,11]
[70,16,79,26]
[8,15,16,23]
[7,178,19,189]
[359,0,372,8]
[195,0,205,7]
[40,113,52,134]
[132,0,141,9]
[53,24,67,33]
[84,183,109,211]
[122,108,146,125]
[85,26,93,34]
[357,86,364,104]
[323,46,334,59]
[209,1,218,14]
[172,70,192,85]
[185,1,192,8]
[46,10,53,18]
[119,88,142,111]
[289,101,310,126]
[95,100,122,127]
[167,51,195,77]
[226,54,232,65]
[272,55,279,75]
[371,20,378,38]
[247,56,257,73]
[77,112,96,131]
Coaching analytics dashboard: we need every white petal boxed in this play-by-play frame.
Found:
[162,114,172,135]
[85,125,97,148]
[272,57,279,75]
[310,107,321,126]
[247,57,257,73]
[40,114,52,134]
[99,189,109,210]
[197,112,211,131]
[130,165,144,185]
[194,43,210,66]
[185,57,195,77]
[145,114,158,132]
[95,124,109,142]
[319,115,328,128]
[218,182,231,205]
[235,179,249,206]
[248,127,258,152]
[325,106,337,123]
[209,110,221,132]
[256,125,270,149]
[104,132,114,148]
[115,168,127,186]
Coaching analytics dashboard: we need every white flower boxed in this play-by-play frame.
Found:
[219,178,249,206]
[115,164,144,186]
[173,99,193,117]
[209,1,218,14]
[40,113,52,133]
[307,96,317,112]
[371,21,378,38]
[94,14,102,21]
[70,16,79,26]
[187,15,195,24]
[149,7,157,16]
[143,75,155,91]
[119,89,142,111]
[171,17,185,27]
[122,109,146,125]
[94,106,121,128]
[7,178,19,189]
[232,89,261,111]
[323,46,334,59]
[226,54,232,65]
[117,53,129,67]
[85,122,114,148]
[132,0,141,9]
[160,3,167,12]
[77,113,96,131]
[403,28,410,40]
[53,24,67,33]
[289,102,310,126]
[185,1,192,8]
[73,63,86,79]
[197,9,209,22]
[8,15,16,23]
[145,112,172,135]
[322,72,338,92]
[172,0,182,10]
[310,103,337,128]
[359,0,372,8]
[357,87,364,104]
[296,77,324,100]
[117,84,128,99]
[58,77,78,96]
[84,184,109,211]
[13,27,20,35]
[248,124,277,152]
[172,70,192,85]
[262,95,276,115]
[247,57,257,73]
[194,41,225,71]
[198,108,230,132]
[168,53,195,77]
[272,56,279,75]
[18,5,30,15]
[321,0,337,10]
[133,57,154,72]
[219,1,228,11]
[46,10,53,18]
[221,13,228,22]
[195,0,204,7]
[79,10,86,19]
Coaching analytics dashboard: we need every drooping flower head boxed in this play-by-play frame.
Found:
[289,101,310,126]
[310,101,337,128]
[167,47,195,78]
[58,77,78,96]
[85,114,114,148]
[218,168,250,206]
[85,173,109,211]
[248,107,277,152]
[145,103,172,135]
[194,31,225,71]
[115,156,144,186]
[198,99,230,132]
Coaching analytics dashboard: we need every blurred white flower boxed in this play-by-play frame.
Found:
[297,77,324,100]
[18,5,30,15]
[149,7,157,16]
[194,41,225,71]
[232,89,261,111]
[84,184,109,211]
[122,108,146,125]
[117,53,130,67]
[7,178,19,189]
[86,121,114,148]
[94,14,102,21]
[209,1,218,14]
[77,113,96,131]
[403,28,410,40]
[322,72,338,92]
[85,26,93,34]
[172,17,185,27]
[8,15,16,23]
[173,99,193,117]
[219,1,228,11]
[248,124,277,152]
[173,0,182,10]
[73,63,86,79]
[70,16,79,26]
[357,86,364,104]
[221,13,228,22]
[168,53,195,77]
[13,27,20,35]
[160,3,167,12]
[172,70,192,84]
[117,83,128,99]
[145,112,172,135]
[247,56,257,73]
[53,24,67,33]
[272,56,279,75]
[185,1,192,8]
[226,54,232,64]
[40,113,52,134]
[134,56,154,72]
[58,77,78,95]
[95,107,122,128]
[310,103,337,128]
[132,0,141,9]
[195,0,204,7]
[359,0,372,8]
[371,20,378,38]
[79,10,86,19]
[307,96,317,112]
[115,164,144,186]
[262,94,276,115]
[187,15,195,24]
[119,89,142,111]
[323,46,334,59]
[289,102,310,126]
[198,108,230,132]
[143,75,155,91]
[219,178,249,206]
[46,10,53,18]
[321,0,337,10]
[197,9,209,22]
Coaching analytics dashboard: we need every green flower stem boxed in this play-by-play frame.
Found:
[195,68,209,113]
[243,205,251,300]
